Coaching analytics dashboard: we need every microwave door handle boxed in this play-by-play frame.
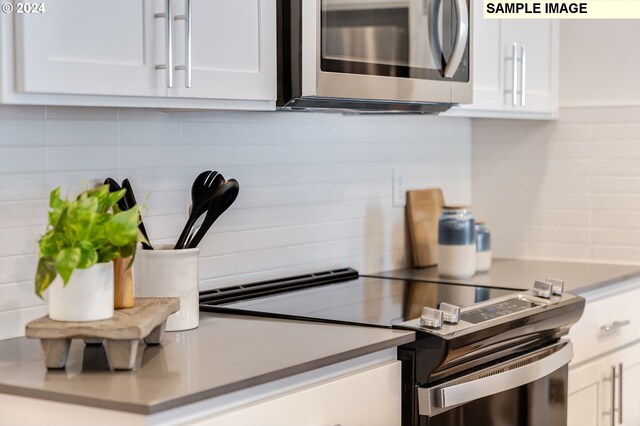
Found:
[428,0,444,74]
[425,341,573,412]
[444,0,469,78]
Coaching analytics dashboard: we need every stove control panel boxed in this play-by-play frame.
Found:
[460,299,539,324]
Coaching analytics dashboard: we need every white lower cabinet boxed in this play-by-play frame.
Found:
[568,280,640,426]
[194,361,402,426]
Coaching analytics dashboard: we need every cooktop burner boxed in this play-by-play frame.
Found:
[199,268,514,328]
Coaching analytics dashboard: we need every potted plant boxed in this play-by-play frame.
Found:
[35,185,143,322]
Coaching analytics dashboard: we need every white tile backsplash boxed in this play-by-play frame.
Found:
[473,106,640,264]
[0,106,471,340]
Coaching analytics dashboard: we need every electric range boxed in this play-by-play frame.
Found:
[200,268,585,426]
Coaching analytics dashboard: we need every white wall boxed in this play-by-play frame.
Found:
[0,106,471,339]
[560,21,640,107]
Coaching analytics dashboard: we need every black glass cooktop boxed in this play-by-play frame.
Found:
[199,270,515,328]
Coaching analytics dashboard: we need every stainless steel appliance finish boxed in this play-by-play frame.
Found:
[277,0,473,113]
[199,269,584,426]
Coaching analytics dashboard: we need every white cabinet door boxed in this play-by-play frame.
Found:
[195,361,402,426]
[13,0,165,97]
[447,17,558,119]
[620,345,640,426]
[168,0,276,101]
[568,359,603,426]
[500,20,558,114]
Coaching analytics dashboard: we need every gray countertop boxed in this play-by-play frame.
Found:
[0,313,414,414]
[370,258,640,295]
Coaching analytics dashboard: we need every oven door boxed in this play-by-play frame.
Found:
[303,0,472,103]
[418,341,573,426]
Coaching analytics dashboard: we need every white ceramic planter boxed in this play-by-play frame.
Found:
[48,262,114,322]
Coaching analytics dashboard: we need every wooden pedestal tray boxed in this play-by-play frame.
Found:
[26,297,180,371]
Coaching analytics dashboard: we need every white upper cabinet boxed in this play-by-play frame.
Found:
[168,0,275,101]
[445,6,559,120]
[3,0,276,110]
[14,0,164,97]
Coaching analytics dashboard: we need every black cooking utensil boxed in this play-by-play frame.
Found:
[122,179,153,250]
[185,179,239,249]
[104,178,130,212]
[174,171,225,249]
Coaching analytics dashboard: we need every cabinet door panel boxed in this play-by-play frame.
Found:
[169,0,276,100]
[568,360,603,426]
[14,0,165,97]
[620,350,640,426]
[500,20,556,113]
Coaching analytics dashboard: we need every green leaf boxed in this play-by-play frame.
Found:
[39,231,63,258]
[48,188,66,227]
[118,241,137,260]
[55,247,81,284]
[35,257,57,299]
[97,245,120,263]
[77,241,98,269]
[105,207,139,247]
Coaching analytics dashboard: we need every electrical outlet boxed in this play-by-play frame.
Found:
[392,168,406,208]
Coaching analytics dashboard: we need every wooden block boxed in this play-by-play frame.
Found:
[406,188,445,268]
[40,339,71,369]
[113,257,134,309]
[26,297,180,341]
[104,339,139,370]
[144,322,166,346]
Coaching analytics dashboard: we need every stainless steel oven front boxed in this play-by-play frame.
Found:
[418,341,572,426]
[278,0,473,112]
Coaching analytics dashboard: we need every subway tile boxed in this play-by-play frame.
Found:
[590,106,640,124]
[591,125,640,141]
[45,106,117,120]
[591,246,640,263]
[182,121,236,144]
[0,200,47,228]
[46,120,118,146]
[119,145,183,169]
[591,229,640,246]
[0,174,47,202]
[119,119,180,145]
[592,212,640,229]
[0,105,44,119]
[47,146,118,172]
[0,227,41,257]
[0,282,45,312]
[527,159,589,176]
[0,255,38,285]
[0,119,45,146]
[0,147,46,174]
[591,177,640,194]
[526,243,590,261]
[527,210,589,227]
[527,227,589,244]
[527,193,589,210]
[118,108,181,121]
[0,306,48,340]
[528,175,590,193]
[526,142,589,159]
[591,142,640,158]
[591,194,640,211]
[591,160,640,176]
[557,107,591,124]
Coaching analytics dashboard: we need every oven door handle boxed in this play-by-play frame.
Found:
[419,341,573,416]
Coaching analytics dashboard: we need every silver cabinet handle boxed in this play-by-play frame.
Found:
[610,366,616,426]
[155,0,174,88]
[418,341,572,416]
[174,0,192,88]
[520,45,526,107]
[601,320,631,336]
[444,0,469,78]
[511,43,518,106]
[618,363,623,425]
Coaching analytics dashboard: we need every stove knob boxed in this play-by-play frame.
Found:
[439,303,461,324]
[546,278,564,296]
[420,307,443,329]
[532,280,553,299]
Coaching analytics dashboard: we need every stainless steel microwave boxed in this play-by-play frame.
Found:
[277,0,472,113]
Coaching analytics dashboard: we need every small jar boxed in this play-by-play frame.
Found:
[475,221,492,273]
[437,206,476,278]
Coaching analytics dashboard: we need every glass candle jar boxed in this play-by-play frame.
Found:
[475,221,492,273]
[437,206,476,278]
